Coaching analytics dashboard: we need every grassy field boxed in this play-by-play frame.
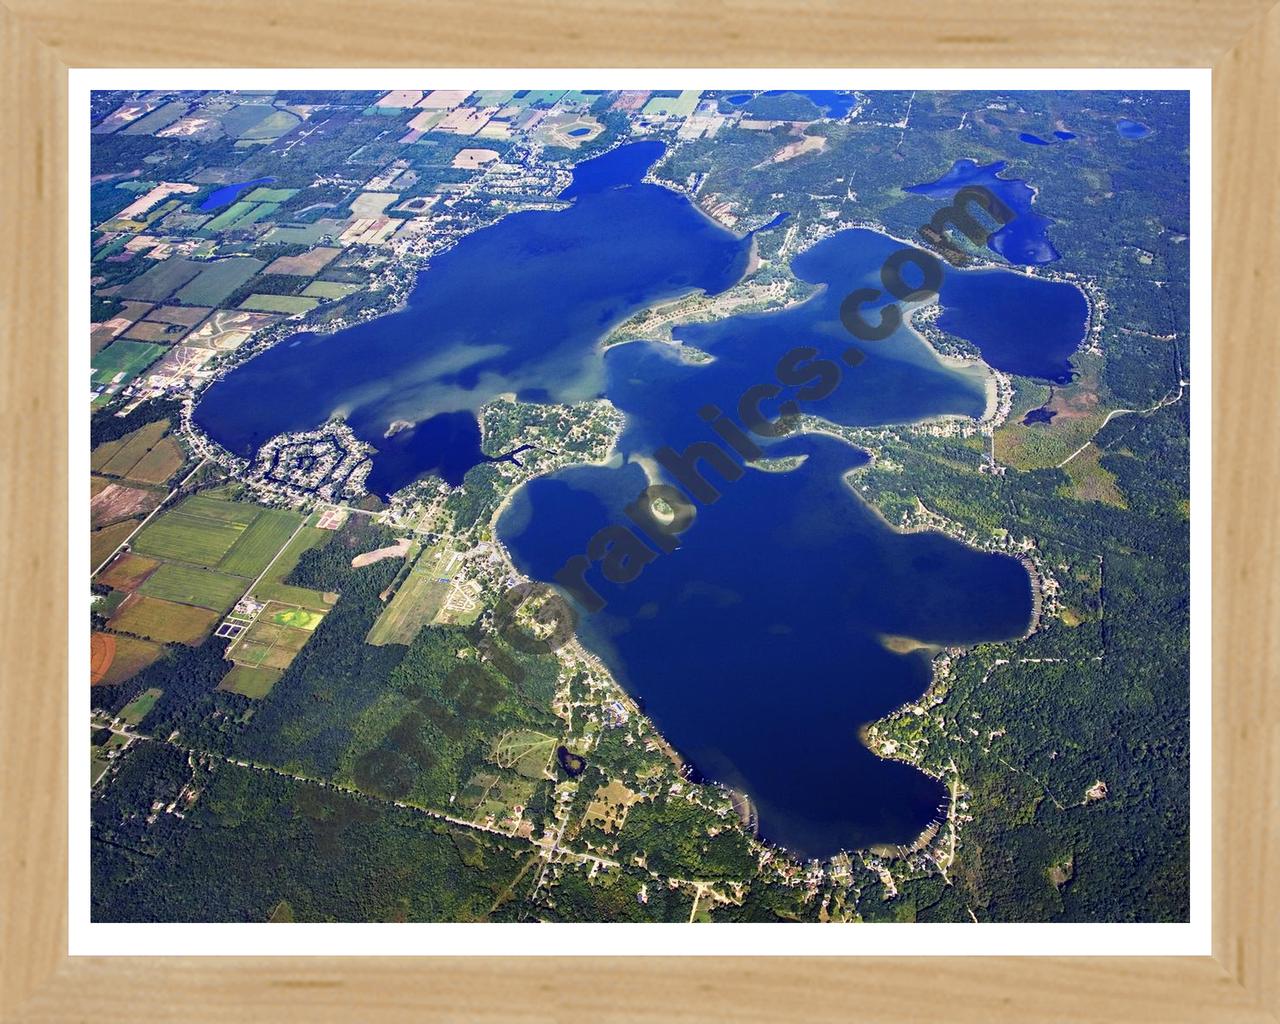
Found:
[490,730,557,779]
[202,202,255,232]
[96,552,160,591]
[238,293,320,315]
[132,495,262,568]
[179,495,263,526]
[91,518,141,572]
[229,602,324,670]
[132,510,245,567]
[263,247,338,276]
[217,664,283,699]
[302,280,360,300]
[173,256,265,306]
[139,563,247,613]
[92,419,169,475]
[366,570,448,646]
[91,340,165,387]
[116,256,201,301]
[244,186,299,204]
[119,687,163,725]
[108,594,220,646]
[215,507,300,577]
[251,526,335,610]
[91,631,164,686]
[126,436,185,485]
[264,603,325,630]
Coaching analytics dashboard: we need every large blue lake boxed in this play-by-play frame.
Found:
[196,141,1081,857]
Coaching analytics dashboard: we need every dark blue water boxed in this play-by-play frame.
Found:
[906,159,1061,265]
[936,269,1088,383]
[498,436,1031,856]
[567,127,591,137]
[195,141,1070,857]
[199,177,276,212]
[726,93,752,105]
[1117,119,1152,139]
[365,412,490,492]
[494,226,1052,856]
[558,140,667,199]
[1023,407,1056,425]
[762,89,856,118]
[758,211,791,231]
[196,142,748,495]
[1019,130,1076,146]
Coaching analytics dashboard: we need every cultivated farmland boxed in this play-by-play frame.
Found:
[215,507,301,577]
[96,552,160,591]
[138,563,247,613]
[91,631,164,686]
[108,594,221,646]
[217,664,283,699]
[91,340,166,387]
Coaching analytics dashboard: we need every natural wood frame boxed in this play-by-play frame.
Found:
[2,2,1276,1019]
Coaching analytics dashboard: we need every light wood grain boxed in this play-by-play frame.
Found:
[2,0,1277,1020]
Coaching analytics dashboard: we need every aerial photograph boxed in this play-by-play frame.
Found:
[86,86,1190,925]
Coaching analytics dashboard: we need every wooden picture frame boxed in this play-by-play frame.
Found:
[3,2,1276,1018]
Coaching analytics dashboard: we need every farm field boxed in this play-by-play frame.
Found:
[90,631,164,686]
[229,601,326,670]
[92,419,170,474]
[251,526,336,610]
[215,507,301,577]
[91,518,141,572]
[91,340,166,387]
[138,563,247,613]
[217,664,283,699]
[238,293,319,315]
[302,280,361,300]
[119,687,163,725]
[90,481,162,529]
[263,247,339,276]
[115,255,201,301]
[173,256,265,306]
[490,730,557,779]
[126,437,185,485]
[96,551,160,591]
[108,594,221,646]
[131,495,265,568]
[366,570,447,646]
[122,319,190,343]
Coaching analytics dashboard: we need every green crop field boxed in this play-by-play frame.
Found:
[302,280,360,300]
[267,606,325,631]
[131,496,297,572]
[91,340,166,387]
[216,507,301,577]
[366,570,447,646]
[109,595,220,646]
[238,293,319,315]
[201,201,256,232]
[173,256,265,305]
[178,495,262,526]
[139,563,246,613]
[92,419,170,475]
[119,687,163,725]
[217,664,283,699]
[132,512,245,567]
[115,256,201,301]
[243,187,299,203]
[251,526,335,610]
